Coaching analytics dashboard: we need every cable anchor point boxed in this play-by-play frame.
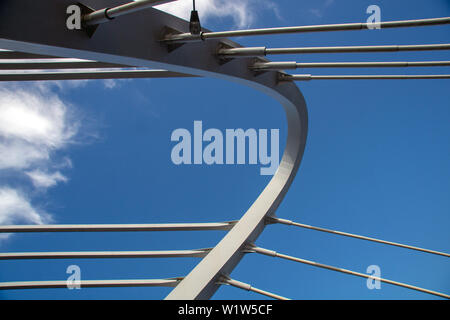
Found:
[189,0,201,35]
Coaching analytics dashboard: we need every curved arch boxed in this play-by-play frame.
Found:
[166,79,308,299]
[0,0,308,299]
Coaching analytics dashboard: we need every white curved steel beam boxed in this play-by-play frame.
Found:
[0,0,308,300]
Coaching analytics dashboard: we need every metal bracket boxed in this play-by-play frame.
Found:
[215,42,236,65]
[249,57,270,76]
[159,26,189,52]
[78,2,100,38]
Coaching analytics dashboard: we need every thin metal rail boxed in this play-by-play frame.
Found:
[0,50,55,59]
[83,0,178,26]
[250,246,450,299]
[0,69,198,81]
[217,44,450,57]
[0,221,237,233]
[0,249,212,260]
[280,74,450,81]
[0,59,127,70]
[271,217,450,258]
[219,277,290,300]
[163,17,450,43]
[252,60,450,71]
[0,278,182,290]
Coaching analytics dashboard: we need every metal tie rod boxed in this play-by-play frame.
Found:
[0,221,237,233]
[219,277,290,300]
[252,60,450,71]
[249,246,450,299]
[280,74,450,81]
[0,59,128,70]
[271,217,450,258]
[0,248,212,260]
[163,17,450,43]
[0,69,198,82]
[0,278,182,290]
[83,0,178,26]
[0,50,56,59]
[218,43,450,57]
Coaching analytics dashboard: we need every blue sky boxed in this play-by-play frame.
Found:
[0,0,449,300]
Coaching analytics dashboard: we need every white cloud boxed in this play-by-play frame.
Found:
[308,0,335,19]
[0,84,78,159]
[101,78,131,90]
[156,0,280,28]
[0,139,50,170]
[0,82,81,240]
[0,187,51,239]
[103,79,118,89]
[25,170,68,189]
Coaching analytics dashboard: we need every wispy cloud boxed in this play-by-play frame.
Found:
[0,187,51,239]
[0,83,79,170]
[156,0,281,28]
[103,79,118,89]
[308,0,335,19]
[0,82,82,241]
[25,170,68,189]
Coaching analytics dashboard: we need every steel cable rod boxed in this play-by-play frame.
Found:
[249,246,450,299]
[252,60,450,70]
[0,248,212,260]
[218,43,450,57]
[280,74,450,81]
[270,217,450,258]
[0,50,56,59]
[0,221,237,233]
[162,16,450,43]
[0,278,183,290]
[219,277,290,300]
[0,69,199,81]
[82,0,179,26]
[0,60,128,70]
